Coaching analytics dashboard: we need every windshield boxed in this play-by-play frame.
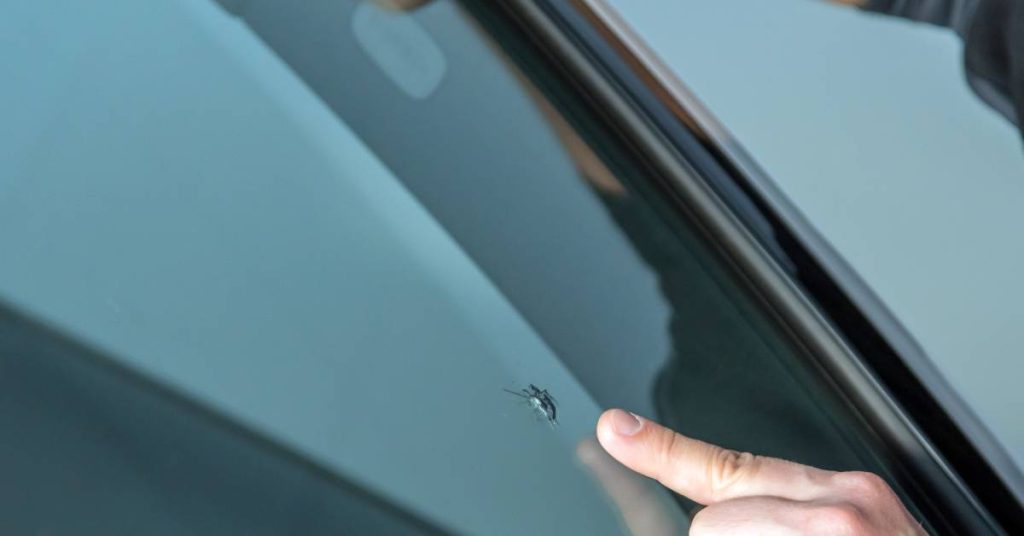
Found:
[0,0,931,533]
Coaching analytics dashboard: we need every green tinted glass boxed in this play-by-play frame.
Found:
[0,0,920,533]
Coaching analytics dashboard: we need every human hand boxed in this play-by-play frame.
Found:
[596,409,925,535]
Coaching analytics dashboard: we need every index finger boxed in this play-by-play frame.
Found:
[596,409,835,505]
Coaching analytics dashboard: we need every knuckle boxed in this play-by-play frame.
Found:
[806,503,870,535]
[707,448,759,501]
[656,431,686,482]
[648,431,675,485]
[659,430,682,466]
[833,471,894,502]
[688,508,718,536]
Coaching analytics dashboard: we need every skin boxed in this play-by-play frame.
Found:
[596,409,926,535]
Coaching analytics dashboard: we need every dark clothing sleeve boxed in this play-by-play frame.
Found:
[865,0,1024,130]
[864,0,978,34]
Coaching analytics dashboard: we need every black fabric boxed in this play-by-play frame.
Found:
[864,0,1024,131]
[864,0,977,34]
[963,0,1024,126]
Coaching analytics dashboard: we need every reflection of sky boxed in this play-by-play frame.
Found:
[608,0,1024,468]
[0,1,689,533]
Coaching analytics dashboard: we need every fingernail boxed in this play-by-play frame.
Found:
[609,409,643,436]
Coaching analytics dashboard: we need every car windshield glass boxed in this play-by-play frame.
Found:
[0,0,934,534]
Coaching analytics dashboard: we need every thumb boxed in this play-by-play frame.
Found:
[596,409,833,505]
